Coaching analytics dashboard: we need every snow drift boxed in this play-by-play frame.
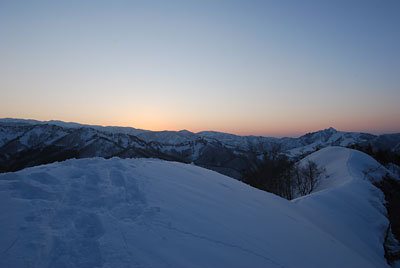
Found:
[0,147,390,267]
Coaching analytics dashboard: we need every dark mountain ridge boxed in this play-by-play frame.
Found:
[1,118,399,178]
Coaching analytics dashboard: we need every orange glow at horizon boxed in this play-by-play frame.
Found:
[4,111,399,138]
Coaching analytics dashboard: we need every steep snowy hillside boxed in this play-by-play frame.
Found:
[295,147,392,266]
[198,131,279,151]
[0,147,391,267]
[363,133,400,154]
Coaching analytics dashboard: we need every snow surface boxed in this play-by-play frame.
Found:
[0,147,390,267]
[294,147,389,267]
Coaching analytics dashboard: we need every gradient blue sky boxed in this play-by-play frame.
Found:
[1,0,399,137]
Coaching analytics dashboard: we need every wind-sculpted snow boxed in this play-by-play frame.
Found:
[0,147,391,267]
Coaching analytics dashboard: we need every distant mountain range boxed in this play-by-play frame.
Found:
[1,118,399,178]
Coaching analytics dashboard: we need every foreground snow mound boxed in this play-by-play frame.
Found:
[0,148,390,267]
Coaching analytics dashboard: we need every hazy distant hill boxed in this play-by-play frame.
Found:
[1,118,399,177]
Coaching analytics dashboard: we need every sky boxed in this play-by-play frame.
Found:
[0,0,399,137]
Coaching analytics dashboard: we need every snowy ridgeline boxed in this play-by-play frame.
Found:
[3,118,400,181]
[0,118,383,154]
[0,147,392,267]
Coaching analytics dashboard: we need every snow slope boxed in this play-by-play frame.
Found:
[0,147,390,267]
[294,147,390,267]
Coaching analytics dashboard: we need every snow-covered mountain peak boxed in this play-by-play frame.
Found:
[325,126,337,133]
[178,129,193,134]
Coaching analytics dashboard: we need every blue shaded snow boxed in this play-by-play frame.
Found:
[0,147,390,267]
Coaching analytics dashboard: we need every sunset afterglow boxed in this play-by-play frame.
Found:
[1,0,399,137]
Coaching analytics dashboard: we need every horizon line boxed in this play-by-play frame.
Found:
[1,117,399,139]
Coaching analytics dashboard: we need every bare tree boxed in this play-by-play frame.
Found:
[294,160,326,196]
[243,155,326,199]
